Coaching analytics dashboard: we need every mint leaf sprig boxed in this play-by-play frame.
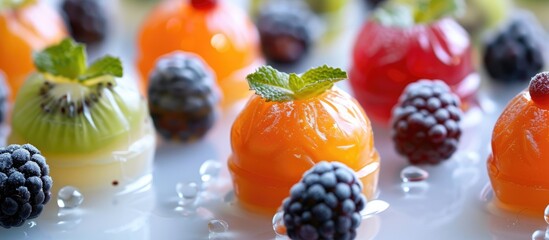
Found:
[246,65,347,102]
[33,38,123,82]
[374,0,464,27]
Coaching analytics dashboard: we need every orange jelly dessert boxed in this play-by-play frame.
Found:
[488,72,549,215]
[136,0,262,104]
[0,0,66,101]
[228,65,380,213]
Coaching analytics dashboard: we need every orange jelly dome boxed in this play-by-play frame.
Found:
[488,88,549,214]
[136,0,262,104]
[228,87,380,213]
[0,2,66,101]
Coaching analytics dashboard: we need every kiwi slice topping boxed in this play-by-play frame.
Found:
[10,39,145,154]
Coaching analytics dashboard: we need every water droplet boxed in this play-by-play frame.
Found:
[272,211,287,237]
[360,200,390,218]
[400,166,429,182]
[544,205,549,225]
[531,230,548,240]
[479,183,494,202]
[176,181,199,206]
[200,160,222,184]
[57,186,84,209]
[208,219,229,233]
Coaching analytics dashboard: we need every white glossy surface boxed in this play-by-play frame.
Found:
[1,0,549,239]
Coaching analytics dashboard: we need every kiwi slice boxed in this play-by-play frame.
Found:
[10,39,145,154]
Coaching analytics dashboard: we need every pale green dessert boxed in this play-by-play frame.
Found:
[8,39,155,194]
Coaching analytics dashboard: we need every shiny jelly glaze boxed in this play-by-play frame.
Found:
[136,0,262,104]
[228,87,380,213]
[349,18,479,124]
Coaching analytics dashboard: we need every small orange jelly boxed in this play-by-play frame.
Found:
[228,66,380,214]
[488,72,549,215]
[0,1,66,101]
[136,0,262,104]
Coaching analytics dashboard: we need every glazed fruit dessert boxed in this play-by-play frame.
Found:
[256,1,314,64]
[350,0,478,124]
[8,39,156,194]
[488,72,549,215]
[282,161,366,240]
[148,52,220,142]
[484,18,544,83]
[61,0,107,45]
[0,144,52,228]
[137,0,262,104]
[0,0,66,101]
[228,65,380,213]
[392,80,462,165]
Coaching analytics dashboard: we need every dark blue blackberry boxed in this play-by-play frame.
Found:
[0,144,52,228]
[282,161,366,240]
[484,19,544,83]
[257,1,314,64]
[391,80,462,165]
[148,52,220,142]
[62,0,108,45]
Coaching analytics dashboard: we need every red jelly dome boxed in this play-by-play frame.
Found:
[349,18,479,124]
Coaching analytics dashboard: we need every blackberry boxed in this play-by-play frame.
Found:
[257,1,314,64]
[391,80,462,165]
[484,19,544,83]
[282,161,366,240]
[62,0,108,45]
[0,144,52,228]
[148,52,220,142]
[364,0,386,9]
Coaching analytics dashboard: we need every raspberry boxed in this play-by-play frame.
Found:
[0,144,52,228]
[148,52,220,142]
[257,1,314,64]
[62,0,107,45]
[282,161,366,240]
[483,18,544,83]
[391,80,462,165]
[529,72,549,107]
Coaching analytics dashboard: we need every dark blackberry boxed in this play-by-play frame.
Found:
[484,19,544,83]
[257,1,314,64]
[0,144,52,228]
[148,52,220,142]
[62,0,107,45]
[391,80,462,165]
[282,161,366,240]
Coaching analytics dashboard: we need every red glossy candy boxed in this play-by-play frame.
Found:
[349,18,479,124]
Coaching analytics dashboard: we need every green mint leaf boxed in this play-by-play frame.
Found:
[79,55,123,81]
[246,65,347,102]
[376,0,462,25]
[33,38,87,79]
[246,66,295,102]
[294,65,347,99]
[288,73,305,92]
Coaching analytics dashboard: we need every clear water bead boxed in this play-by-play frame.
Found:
[531,230,548,240]
[400,166,429,182]
[272,211,287,237]
[199,160,222,183]
[57,186,84,209]
[208,219,229,233]
[176,182,199,205]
